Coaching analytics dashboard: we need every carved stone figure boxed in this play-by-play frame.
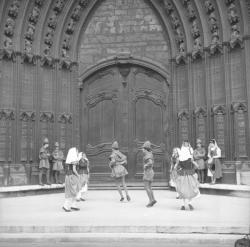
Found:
[170,13,180,29]
[71,5,81,21]
[175,42,186,64]
[60,49,72,70]
[2,37,15,60]
[25,23,35,41]
[191,20,200,39]
[44,28,54,47]
[4,18,15,37]
[230,24,243,49]
[41,46,54,67]
[8,0,20,18]
[228,3,239,25]
[205,0,215,14]
[225,0,235,6]
[35,0,44,7]
[53,0,65,13]
[66,19,75,34]
[79,0,89,8]
[209,12,218,33]
[48,12,57,29]
[209,32,222,55]
[192,37,202,60]
[182,0,190,6]
[23,39,35,64]
[187,2,196,21]
[62,35,71,50]
[29,6,40,24]
[163,1,173,15]
[175,27,184,44]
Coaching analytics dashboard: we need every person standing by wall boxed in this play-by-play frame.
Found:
[38,138,51,186]
[142,141,157,208]
[207,139,222,184]
[193,139,206,184]
[52,142,64,184]
[109,141,130,202]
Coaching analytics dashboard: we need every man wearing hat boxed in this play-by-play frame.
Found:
[52,142,64,184]
[38,138,51,185]
[142,140,157,207]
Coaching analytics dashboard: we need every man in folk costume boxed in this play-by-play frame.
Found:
[142,141,157,207]
[76,152,89,202]
[109,141,131,202]
[52,142,64,184]
[63,147,80,212]
[38,138,51,186]
[175,140,200,211]
[207,139,222,184]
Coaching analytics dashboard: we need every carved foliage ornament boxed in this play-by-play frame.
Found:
[40,112,54,122]
[194,107,207,118]
[0,109,15,120]
[231,102,247,113]
[87,91,118,107]
[178,109,189,120]
[20,111,35,122]
[58,113,72,124]
[212,105,226,115]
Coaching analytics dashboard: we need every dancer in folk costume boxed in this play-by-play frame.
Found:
[170,147,180,199]
[38,138,51,185]
[207,139,222,184]
[142,141,157,207]
[193,139,206,184]
[76,152,89,202]
[109,141,131,202]
[52,142,64,184]
[62,147,80,212]
[175,140,200,210]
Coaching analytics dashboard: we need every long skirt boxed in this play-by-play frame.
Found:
[169,169,178,187]
[78,173,89,188]
[208,158,222,179]
[111,164,128,178]
[175,174,200,200]
[65,174,80,198]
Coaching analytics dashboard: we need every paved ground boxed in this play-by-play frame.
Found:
[0,190,249,234]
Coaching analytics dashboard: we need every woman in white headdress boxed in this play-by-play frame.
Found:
[76,152,89,201]
[142,140,157,207]
[62,147,80,212]
[170,147,181,199]
[109,141,130,202]
[207,139,222,184]
[175,140,200,210]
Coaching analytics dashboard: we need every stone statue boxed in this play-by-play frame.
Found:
[163,1,173,15]
[29,6,40,24]
[4,18,15,37]
[230,24,243,49]
[71,5,81,21]
[192,37,202,60]
[44,28,54,47]
[170,13,180,29]
[54,0,65,13]
[191,20,200,39]
[175,27,184,44]
[23,39,35,64]
[175,42,186,64]
[205,0,215,14]
[187,2,196,21]
[66,18,75,34]
[62,34,71,50]
[79,0,89,8]
[2,37,14,60]
[25,23,35,41]
[48,12,57,29]
[8,0,20,18]
[209,31,222,55]
[209,12,218,33]
[228,3,239,25]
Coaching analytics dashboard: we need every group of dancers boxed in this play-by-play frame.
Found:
[38,137,222,212]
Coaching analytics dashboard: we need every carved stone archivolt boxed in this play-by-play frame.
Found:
[86,91,118,107]
[0,37,16,62]
[212,105,226,115]
[58,113,72,124]
[0,109,15,120]
[19,111,35,122]
[40,112,54,123]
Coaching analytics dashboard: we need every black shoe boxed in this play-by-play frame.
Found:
[80,198,86,202]
[146,202,153,208]
[152,200,157,206]
[126,195,131,201]
[120,197,124,202]
[188,204,194,211]
[62,207,71,212]
[71,207,80,211]
[180,206,185,210]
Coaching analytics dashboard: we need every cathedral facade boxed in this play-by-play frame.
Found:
[0,0,250,185]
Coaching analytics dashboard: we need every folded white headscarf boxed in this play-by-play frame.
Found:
[65,147,79,164]
[179,145,193,162]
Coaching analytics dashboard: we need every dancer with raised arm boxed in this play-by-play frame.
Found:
[109,141,131,202]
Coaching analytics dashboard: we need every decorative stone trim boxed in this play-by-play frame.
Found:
[0,109,15,120]
[19,111,36,122]
[39,112,54,123]
[177,109,190,120]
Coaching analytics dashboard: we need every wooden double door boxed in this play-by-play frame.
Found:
[80,65,170,183]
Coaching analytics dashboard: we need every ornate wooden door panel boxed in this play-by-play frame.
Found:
[130,68,169,181]
[81,66,169,182]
